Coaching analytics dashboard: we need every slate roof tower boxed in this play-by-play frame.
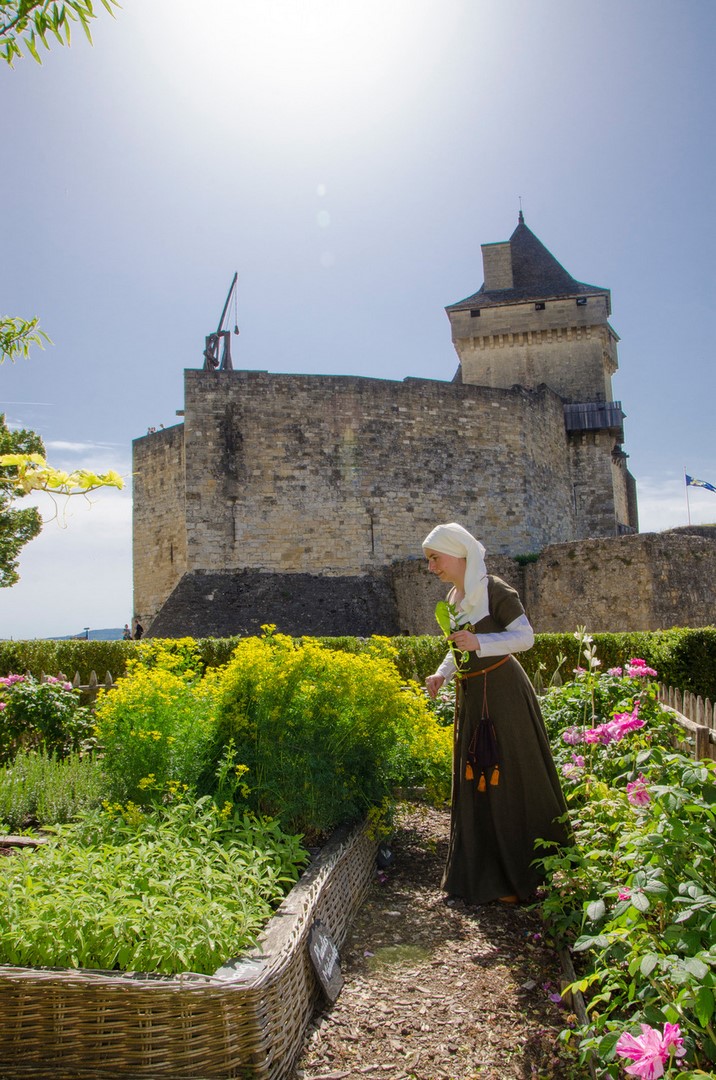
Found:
[446,213,638,538]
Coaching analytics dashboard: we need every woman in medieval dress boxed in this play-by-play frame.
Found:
[423,522,570,905]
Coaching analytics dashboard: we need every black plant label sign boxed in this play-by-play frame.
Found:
[308,919,344,1002]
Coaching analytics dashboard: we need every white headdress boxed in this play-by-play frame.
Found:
[422,522,489,623]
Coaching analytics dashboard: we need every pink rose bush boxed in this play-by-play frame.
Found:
[538,634,716,1074]
[0,673,94,762]
[626,773,650,806]
[615,1023,686,1078]
[626,658,658,679]
[562,703,645,747]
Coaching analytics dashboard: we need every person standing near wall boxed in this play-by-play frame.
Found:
[423,522,570,905]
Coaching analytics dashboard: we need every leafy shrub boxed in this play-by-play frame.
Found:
[0,798,307,975]
[3,627,715,699]
[0,674,95,764]
[207,628,451,836]
[0,639,136,684]
[0,748,106,831]
[422,679,456,727]
[538,750,716,1074]
[391,635,450,684]
[94,643,221,803]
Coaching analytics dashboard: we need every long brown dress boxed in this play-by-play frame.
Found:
[442,576,570,904]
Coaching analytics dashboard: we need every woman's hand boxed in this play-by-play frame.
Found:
[425,673,445,700]
[449,629,480,653]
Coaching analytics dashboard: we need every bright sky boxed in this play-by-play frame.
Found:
[1,0,715,639]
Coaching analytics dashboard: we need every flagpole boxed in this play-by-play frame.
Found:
[685,467,691,525]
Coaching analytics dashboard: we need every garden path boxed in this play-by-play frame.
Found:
[292,803,577,1080]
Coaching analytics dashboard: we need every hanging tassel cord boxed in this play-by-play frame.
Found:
[457,656,510,791]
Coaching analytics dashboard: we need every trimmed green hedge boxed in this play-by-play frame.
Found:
[2,627,715,699]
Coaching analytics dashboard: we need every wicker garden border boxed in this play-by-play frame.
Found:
[0,821,377,1079]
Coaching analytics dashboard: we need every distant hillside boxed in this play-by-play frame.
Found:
[56,628,126,641]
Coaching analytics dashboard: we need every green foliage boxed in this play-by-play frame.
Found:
[207,629,451,836]
[422,679,456,727]
[0,673,95,763]
[0,409,123,589]
[3,627,714,705]
[0,413,43,587]
[0,0,118,67]
[390,628,716,701]
[0,314,50,363]
[535,637,716,1074]
[648,627,716,703]
[0,747,106,830]
[0,638,136,684]
[539,751,716,1073]
[514,552,541,566]
[390,635,450,684]
[0,798,307,975]
[94,644,221,804]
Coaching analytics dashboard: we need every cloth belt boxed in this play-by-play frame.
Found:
[455,654,511,681]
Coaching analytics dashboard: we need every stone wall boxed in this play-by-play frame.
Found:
[521,531,716,632]
[132,425,187,628]
[568,429,622,539]
[144,531,716,639]
[181,368,577,574]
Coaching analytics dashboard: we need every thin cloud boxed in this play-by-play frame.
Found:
[45,440,119,453]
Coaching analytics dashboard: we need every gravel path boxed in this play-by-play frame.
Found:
[292,803,579,1080]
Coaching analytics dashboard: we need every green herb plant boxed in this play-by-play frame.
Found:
[0,797,307,976]
[0,747,106,831]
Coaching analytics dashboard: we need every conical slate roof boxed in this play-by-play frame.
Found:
[447,213,610,312]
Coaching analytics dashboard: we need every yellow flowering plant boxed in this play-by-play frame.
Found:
[94,653,221,804]
[206,629,451,836]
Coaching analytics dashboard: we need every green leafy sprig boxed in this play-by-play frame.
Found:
[434,600,469,667]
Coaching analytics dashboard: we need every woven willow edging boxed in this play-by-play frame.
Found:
[0,820,377,1080]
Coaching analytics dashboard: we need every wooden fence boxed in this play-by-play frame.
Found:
[69,670,116,707]
[27,671,117,708]
[657,683,716,762]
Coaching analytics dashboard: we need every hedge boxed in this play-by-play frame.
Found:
[1,627,715,700]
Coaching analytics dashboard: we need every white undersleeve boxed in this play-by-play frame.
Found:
[435,614,534,682]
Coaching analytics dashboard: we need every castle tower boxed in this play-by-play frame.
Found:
[446,213,638,538]
[133,213,640,636]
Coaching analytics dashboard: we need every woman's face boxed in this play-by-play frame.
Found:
[424,548,466,587]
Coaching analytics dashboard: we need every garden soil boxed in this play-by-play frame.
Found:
[291,803,579,1080]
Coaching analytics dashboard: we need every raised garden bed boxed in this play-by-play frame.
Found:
[0,821,377,1079]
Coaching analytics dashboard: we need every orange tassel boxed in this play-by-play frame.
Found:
[477,774,486,792]
[490,766,500,787]
[465,763,474,781]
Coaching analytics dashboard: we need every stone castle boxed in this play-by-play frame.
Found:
[132,216,715,638]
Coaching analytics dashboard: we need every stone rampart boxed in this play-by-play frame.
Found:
[393,530,716,636]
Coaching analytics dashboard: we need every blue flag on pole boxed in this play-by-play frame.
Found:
[686,474,716,494]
